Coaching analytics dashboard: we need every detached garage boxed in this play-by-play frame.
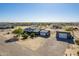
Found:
[56,31,74,44]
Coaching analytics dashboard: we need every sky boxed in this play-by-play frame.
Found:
[0,3,79,22]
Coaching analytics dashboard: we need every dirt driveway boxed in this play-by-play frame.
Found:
[0,29,69,56]
[0,36,69,56]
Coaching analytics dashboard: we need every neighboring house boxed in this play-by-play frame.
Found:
[56,31,74,44]
[0,25,14,29]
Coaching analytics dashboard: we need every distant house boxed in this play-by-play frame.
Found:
[56,31,74,44]
[0,25,14,29]
[24,28,50,38]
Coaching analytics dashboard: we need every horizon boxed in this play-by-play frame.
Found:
[0,3,79,22]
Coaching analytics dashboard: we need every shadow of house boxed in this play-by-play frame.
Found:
[56,31,74,44]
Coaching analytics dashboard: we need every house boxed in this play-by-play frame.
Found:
[24,28,50,38]
[32,29,40,35]
[56,31,74,44]
[39,29,50,38]
[24,28,34,33]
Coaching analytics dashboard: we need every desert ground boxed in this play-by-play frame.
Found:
[0,23,79,56]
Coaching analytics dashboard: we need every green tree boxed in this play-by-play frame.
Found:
[12,27,23,39]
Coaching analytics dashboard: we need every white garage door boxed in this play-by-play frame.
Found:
[59,33,67,39]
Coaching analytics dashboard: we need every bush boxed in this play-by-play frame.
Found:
[75,40,79,45]
[7,32,10,34]
[30,32,36,39]
[22,33,28,40]
[65,27,73,31]
[77,51,79,56]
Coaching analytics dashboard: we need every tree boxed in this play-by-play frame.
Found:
[12,27,23,39]
[13,27,23,34]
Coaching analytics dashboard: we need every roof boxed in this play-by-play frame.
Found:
[40,30,49,33]
[56,31,71,34]
[33,29,40,32]
[24,28,34,32]
[24,28,50,34]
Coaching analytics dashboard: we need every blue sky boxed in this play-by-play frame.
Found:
[0,3,79,22]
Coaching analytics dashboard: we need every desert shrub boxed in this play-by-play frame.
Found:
[11,26,14,29]
[7,32,10,34]
[65,27,73,31]
[75,40,79,45]
[77,51,79,56]
[22,33,28,40]
[30,32,36,39]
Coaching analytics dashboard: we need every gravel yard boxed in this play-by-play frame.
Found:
[0,29,69,56]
